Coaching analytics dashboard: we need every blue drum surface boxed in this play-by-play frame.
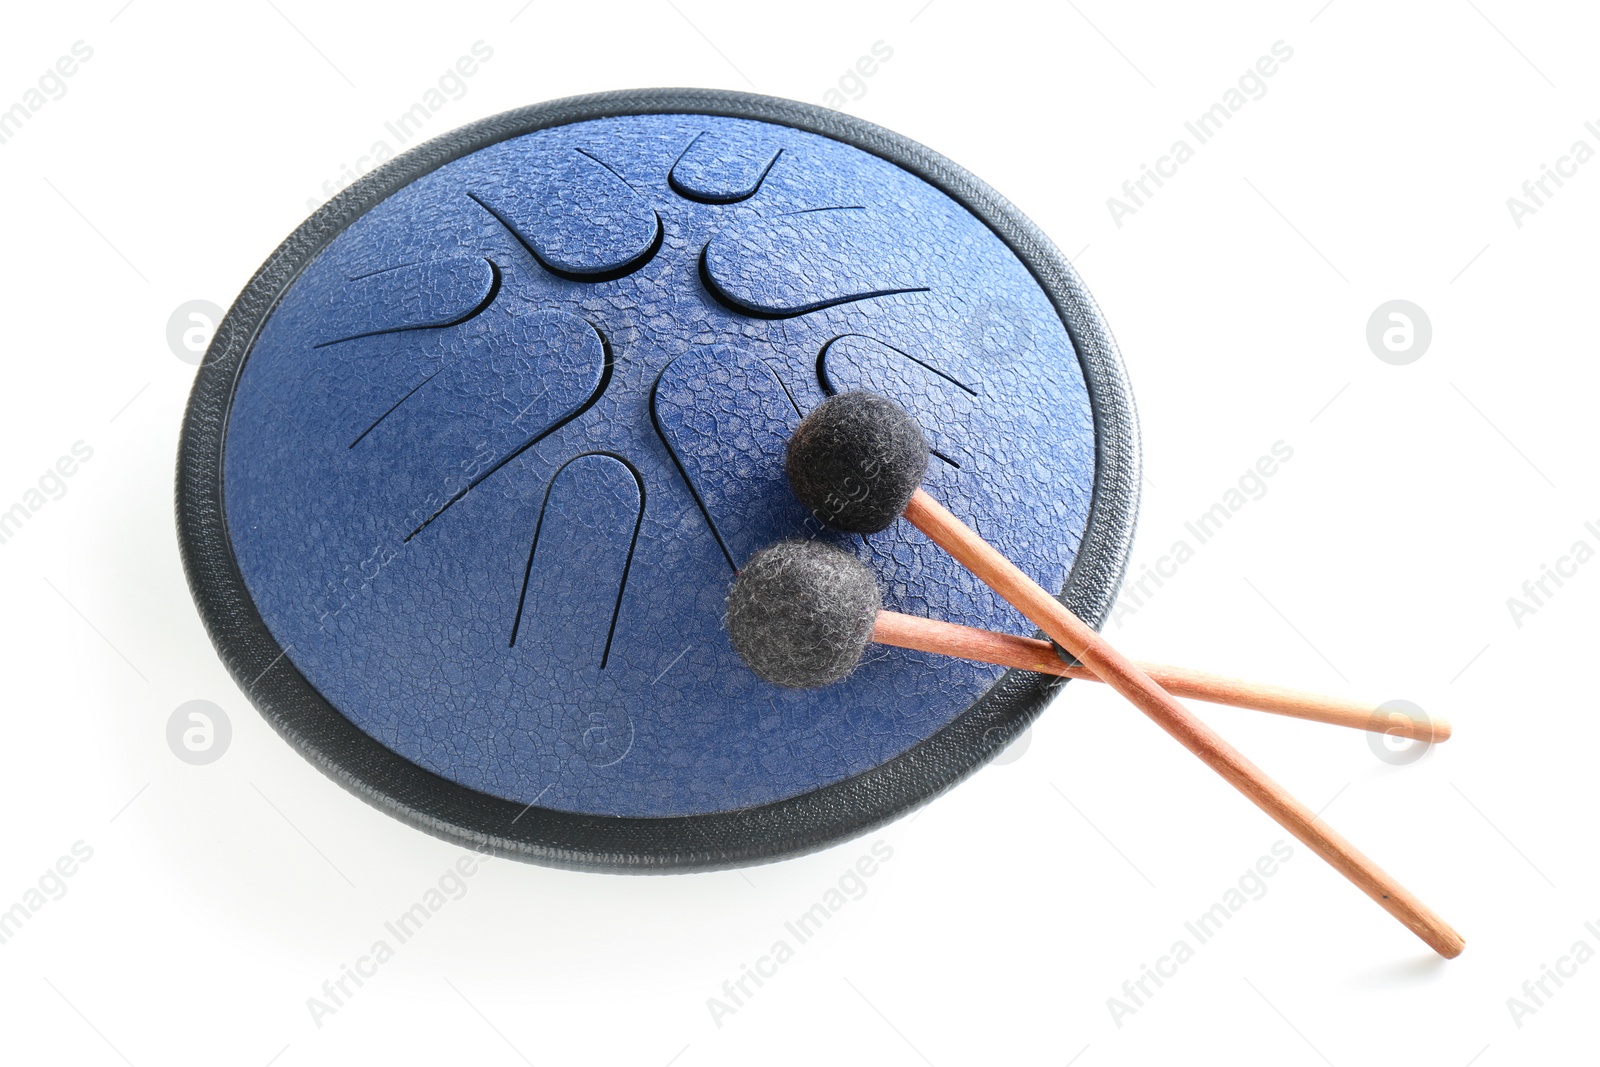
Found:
[222,112,1099,818]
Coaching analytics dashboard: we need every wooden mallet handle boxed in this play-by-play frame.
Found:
[870,611,1449,742]
[903,488,1464,958]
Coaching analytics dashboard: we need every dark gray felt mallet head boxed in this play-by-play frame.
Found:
[786,392,930,534]
[725,541,882,688]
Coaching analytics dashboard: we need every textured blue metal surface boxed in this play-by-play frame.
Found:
[223,113,1097,817]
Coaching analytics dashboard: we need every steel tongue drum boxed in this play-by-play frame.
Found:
[177,88,1140,871]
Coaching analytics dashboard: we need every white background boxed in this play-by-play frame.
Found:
[1,1,1596,1064]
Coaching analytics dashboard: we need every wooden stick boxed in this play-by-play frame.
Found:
[902,488,1464,958]
[870,610,1450,743]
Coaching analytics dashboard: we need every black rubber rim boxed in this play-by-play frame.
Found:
[175,88,1142,872]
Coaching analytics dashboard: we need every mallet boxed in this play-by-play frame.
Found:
[779,391,1464,958]
[727,541,1446,742]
